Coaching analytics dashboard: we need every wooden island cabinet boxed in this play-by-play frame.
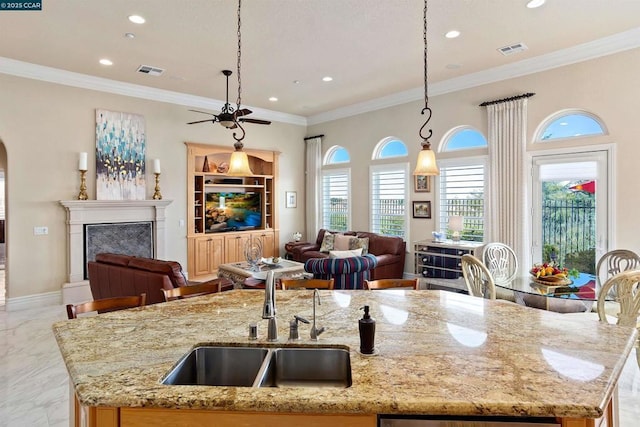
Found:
[54,290,637,427]
[185,142,279,280]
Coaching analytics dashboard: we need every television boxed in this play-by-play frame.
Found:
[205,191,262,232]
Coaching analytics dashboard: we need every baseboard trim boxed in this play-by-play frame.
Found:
[5,290,62,311]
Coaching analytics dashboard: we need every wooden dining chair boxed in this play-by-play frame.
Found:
[364,278,418,290]
[461,254,496,299]
[66,293,147,319]
[162,281,227,302]
[280,278,334,290]
[596,250,640,293]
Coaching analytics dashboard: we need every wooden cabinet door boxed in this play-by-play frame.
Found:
[193,237,213,277]
[252,231,275,258]
[209,235,225,272]
[225,234,251,263]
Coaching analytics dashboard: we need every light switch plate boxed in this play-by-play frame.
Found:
[34,226,48,235]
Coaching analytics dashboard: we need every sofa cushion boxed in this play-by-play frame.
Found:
[333,234,353,251]
[128,257,187,288]
[350,237,369,254]
[329,248,363,258]
[320,232,336,253]
[95,253,133,266]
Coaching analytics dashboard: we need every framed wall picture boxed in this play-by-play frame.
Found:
[285,191,297,208]
[412,201,431,219]
[414,174,431,192]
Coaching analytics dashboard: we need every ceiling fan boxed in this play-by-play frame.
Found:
[187,69,271,129]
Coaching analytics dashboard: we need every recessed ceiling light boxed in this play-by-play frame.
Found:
[322,76,333,82]
[445,30,460,39]
[293,80,300,84]
[99,59,113,66]
[124,32,136,39]
[128,15,146,24]
[268,97,278,102]
[526,0,545,8]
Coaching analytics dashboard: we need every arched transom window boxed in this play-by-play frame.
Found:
[372,137,408,159]
[324,145,350,165]
[535,110,607,142]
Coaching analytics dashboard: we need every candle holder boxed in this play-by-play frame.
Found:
[152,173,162,200]
[77,170,88,200]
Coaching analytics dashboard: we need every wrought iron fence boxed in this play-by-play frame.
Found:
[541,199,596,272]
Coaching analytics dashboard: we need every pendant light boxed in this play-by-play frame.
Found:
[227,0,254,177]
[413,0,439,176]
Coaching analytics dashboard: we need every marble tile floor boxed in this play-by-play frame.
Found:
[0,303,639,427]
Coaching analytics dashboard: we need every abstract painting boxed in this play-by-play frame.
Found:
[95,109,146,200]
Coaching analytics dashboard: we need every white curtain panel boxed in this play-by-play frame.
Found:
[305,136,322,242]
[487,98,528,263]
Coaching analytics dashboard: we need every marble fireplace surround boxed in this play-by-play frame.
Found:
[59,200,172,304]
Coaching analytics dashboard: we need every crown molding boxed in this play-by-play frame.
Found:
[0,57,308,127]
[307,27,640,126]
[2,27,639,128]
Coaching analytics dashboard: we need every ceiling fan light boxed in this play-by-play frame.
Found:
[413,143,439,176]
[227,149,254,176]
[219,120,235,128]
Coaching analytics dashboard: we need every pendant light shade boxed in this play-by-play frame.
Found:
[227,0,254,176]
[413,0,439,176]
[413,142,439,176]
[227,143,253,176]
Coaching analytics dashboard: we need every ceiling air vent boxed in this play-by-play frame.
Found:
[136,65,165,76]
[497,42,528,56]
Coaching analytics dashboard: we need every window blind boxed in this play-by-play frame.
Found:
[371,164,408,239]
[438,164,485,242]
[322,169,350,231]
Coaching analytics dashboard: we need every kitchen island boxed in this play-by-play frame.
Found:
[53,289,637,427]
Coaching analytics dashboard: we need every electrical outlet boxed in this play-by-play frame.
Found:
[34,226,48,235]
[179,219,185,227]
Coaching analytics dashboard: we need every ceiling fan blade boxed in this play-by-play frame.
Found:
[187,119,217,125]
[234,108,253,117]
[188,109,217,117]
[239,118,271,125]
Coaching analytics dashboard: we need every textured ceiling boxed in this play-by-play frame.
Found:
[1,0,639,120]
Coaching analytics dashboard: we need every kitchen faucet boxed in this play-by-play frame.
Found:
[262,271,278,341]
[310,289,326,340]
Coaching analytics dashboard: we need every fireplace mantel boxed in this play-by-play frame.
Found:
[59,199,172,303]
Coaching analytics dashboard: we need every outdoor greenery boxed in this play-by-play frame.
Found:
[541,181,596,272]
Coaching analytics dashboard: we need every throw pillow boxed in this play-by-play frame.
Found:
[328,248,363,259]
[319,232,336,253]
[334,234,354,251]
[349,237,369,255]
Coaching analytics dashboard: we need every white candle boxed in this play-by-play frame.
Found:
[153,159,161,174]
[78,152,88,171]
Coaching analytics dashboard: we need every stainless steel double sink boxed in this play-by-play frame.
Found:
[161,345,352,388]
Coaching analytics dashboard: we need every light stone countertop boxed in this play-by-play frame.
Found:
[52,289,637,419]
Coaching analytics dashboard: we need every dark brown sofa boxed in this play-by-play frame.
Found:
[87,253,232,305]
[289,229,406,280]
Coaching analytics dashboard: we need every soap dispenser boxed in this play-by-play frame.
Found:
[359,305,376,355]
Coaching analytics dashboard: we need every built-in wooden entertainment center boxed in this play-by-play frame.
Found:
[185,142,279,280]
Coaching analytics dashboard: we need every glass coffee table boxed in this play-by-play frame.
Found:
[495,273,598,313]
[218,259,307,288]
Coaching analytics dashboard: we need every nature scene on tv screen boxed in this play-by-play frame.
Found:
[205,192,261,232]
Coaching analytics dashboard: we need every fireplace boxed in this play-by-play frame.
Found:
[83,221,154,279]
[60,199,172,303]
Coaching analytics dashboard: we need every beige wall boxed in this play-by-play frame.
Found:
[308,48,640,267]
[2,47,639,301]
[0,74,306,300]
